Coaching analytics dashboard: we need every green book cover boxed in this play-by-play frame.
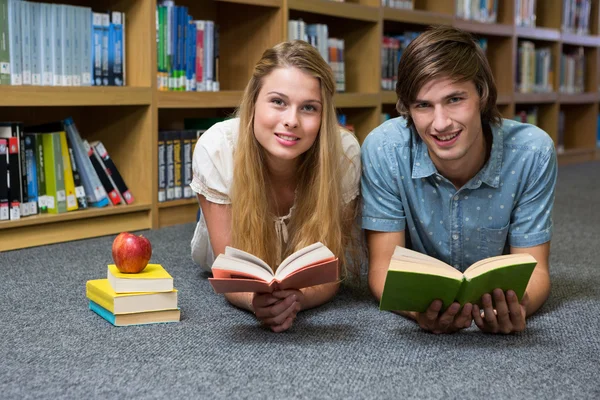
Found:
[0,0,10,85]
[42,132,67,214]
[379,247,537,313]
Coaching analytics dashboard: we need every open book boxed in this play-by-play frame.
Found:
[379,246,537,312]
[209,242,339,293]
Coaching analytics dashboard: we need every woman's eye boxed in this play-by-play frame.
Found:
[302,105,317,112]
[271,98,284,106]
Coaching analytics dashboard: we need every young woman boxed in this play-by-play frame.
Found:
[190,41,361,332]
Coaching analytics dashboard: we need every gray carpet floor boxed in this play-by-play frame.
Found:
[1,161,599,399]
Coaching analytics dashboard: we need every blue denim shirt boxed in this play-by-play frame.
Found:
[361,117,557,272]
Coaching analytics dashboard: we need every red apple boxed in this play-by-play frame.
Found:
[112,232,152,273]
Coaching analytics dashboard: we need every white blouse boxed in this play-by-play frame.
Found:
[190,118,361,271]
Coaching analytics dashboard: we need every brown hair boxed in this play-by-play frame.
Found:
[395,25,502,127]
[231,40,359,275]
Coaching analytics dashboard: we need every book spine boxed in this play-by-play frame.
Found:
[40,3,52,86]
[166,131,174,200]
[92,12,103,86]
[7,136,21,219]
[0,138,8,220]
[182,131,194,198]
[0,0,10,85]
[109,11,123,86]
[101,12,109,85]
[88,300,117,326]
[173,131,182,199]
[33,133,48,213]
[80,7,92,86]
[71,5,81,86]
[62,117,108,206]
[83,139,121,205]
[92,140,133,204]
[52,3,63,86]
[8,0,22,85]
[23,134,38,215]
[30,2,41,86]
[64,130,87,209]
[13,122,29,216]
[20,0,31,85]
[59,131,78,211]
[41,133,57,213]
[51,132,67,213]
[157,130,166,202]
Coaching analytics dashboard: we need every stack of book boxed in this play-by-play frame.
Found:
[86,264,180,326]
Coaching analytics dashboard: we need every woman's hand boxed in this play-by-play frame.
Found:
[252,289,304,333]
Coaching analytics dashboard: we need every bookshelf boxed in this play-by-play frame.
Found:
[1,0,599,251]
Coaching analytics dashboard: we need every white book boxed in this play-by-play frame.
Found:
[8,0,22,85]
[39,2,52,85]
[29,1,41,85]
[60,5,72,86]
[80,7,92,86]
[19,0,31,84]
[71,6,81,86]
[51,3,62,86]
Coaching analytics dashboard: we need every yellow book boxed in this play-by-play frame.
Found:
[86,279,178,314]
[58,131,78,211]
[107,264,173,293]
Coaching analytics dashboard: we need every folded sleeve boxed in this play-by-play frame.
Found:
[190,121,235,205]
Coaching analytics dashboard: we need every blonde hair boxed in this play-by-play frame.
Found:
[231,40,356,274]
[396,25,502,127]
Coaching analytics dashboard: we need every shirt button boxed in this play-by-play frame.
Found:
[452,234,459,240]
[453,195,459,201]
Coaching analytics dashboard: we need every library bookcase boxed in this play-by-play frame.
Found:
[1,0,599,251]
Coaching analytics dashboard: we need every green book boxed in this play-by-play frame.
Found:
[379,247,537,313]
[0,0,10,85]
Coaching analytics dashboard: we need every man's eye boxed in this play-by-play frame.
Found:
[449,97,462,103]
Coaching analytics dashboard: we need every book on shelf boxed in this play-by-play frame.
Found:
[379,246,537,313]
[0,122,24,219]
[41,132,67,214]
[0,138,8,220]
[209,242,339,293]
[108,263,174,293]
[90,140,134,205]
[88,300,180,326]
[86,279,178,314]
[83,139,122,206]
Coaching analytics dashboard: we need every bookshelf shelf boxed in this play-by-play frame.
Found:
[216,0,282,7]
[288,0,379,22]
[158,199,197,209]
[336,93,380,108]
[557,148,597,165]
[383,8,453,26]
[514,92,558,104]
[381,90,397,105]
[558,92,599,104]
[497,94,512,105]
[560,33,600,47]
[157,91,244,108]
[453,20,514,37]
[515,26,560,41]
[0,87,153,107]
[0,204,152,252]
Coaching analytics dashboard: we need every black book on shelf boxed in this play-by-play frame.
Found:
[91,141,134,204]
[0,138,9,221]
[82,140,122,206]
[158,130,167,203]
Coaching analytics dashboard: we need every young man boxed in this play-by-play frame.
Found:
[361,26,557,334]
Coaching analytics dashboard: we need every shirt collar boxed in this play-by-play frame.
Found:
[410,122,504,188]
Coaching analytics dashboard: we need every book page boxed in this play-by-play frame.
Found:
[392,246,450,268]
[212,254,275,282]
[464,253,537,279]
[275,243,335,279]
[224,246,274,275]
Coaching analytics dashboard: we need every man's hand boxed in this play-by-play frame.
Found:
[472,289,528,334]
[416,300,473,334]
[251,289,303,333]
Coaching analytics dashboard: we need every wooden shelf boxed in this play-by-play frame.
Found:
[383,8,452,26]
[557,148,597,165]
[0,87,152,107]
[514,92,558,104]
[453,19,514,36]
[335,92,379,108]
[381,90,397,105]
[497,94,512,105]
[288,0,379,22]
[157,91,243,108]
[216,0,282,7]
[158,199,197,209]
[0,204,152,251]
[558,92,598,104]
[515,26,560,41]
[560,33,600,46]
